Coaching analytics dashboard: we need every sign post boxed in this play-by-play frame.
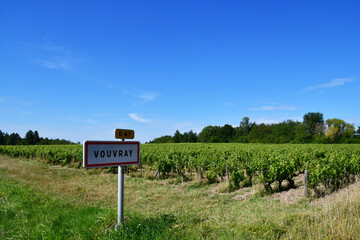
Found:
[117,139,124,229]
[115,128,135,227]
[83,129,139,229]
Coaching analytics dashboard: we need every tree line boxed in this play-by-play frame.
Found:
[149,112,360,144]
[0,130,75,145]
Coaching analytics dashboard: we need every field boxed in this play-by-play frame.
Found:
[1,144,360,239]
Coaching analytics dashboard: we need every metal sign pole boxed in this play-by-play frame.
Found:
[116,139,125,229]
[83,129,138,231]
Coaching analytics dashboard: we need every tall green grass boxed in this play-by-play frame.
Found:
[1,155,360,239]
[0,177,177,239]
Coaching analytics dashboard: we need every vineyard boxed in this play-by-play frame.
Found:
[1,143,360,196]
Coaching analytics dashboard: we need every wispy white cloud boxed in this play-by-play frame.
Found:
[305,78,354,91]
[36,59,71,70]
[30,40,74,71]
[65,116,98,124]
[133,92,159,105]
[40,40,71,54]
[0,97,10,104]
[249,105,297,111]
[104,83,117,89]
[223,102,235,106]
[129,113,152,123]
[0,96,33,106]
[137,92,159,101]
[94,113,110,117]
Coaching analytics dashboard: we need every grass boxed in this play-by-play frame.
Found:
[0,177,178,240]
[1,155,360,239]
[0,177,114,239]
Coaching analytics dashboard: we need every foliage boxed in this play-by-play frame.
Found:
[3,153,360,240]
[149,113,359,144]
[230,169,244,187]
[149,135,173,143]
[205,170,218,183]
[303,112,325,138]
[0,129,76,145]
[0,177,115,239]
[325,118,355,142]
[2,143,360,195]
[150,130,197,143]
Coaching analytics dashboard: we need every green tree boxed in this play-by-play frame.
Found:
[25,130,35,145]
[34,130,40,144]
[173,130,183,143]
[325,126,339,141]
[294,124,312,143]
[269,120,301,143]
[325,118,355,142]
[40,137,51,145]
[186,130,197,143]
[209,135,220,143]
[219,124,234,142]
[149,135,173,143]
[6,133,21,145]
[198,126,220,143]
[0,130,5,145]
[241,117,254,136]
[303,112,325,139]
[247,123,272,143]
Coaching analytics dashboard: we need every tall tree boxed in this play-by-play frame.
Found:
[247,123,272,143]
[186,130,197,143]
[303,112,325,138]
[173,130,182,143]
[294,124,312,143]
[240,117,254,136]
[6,133,21,145]
[219,124,234,142]
[0,130,5,145]
[34,130,40,144]
[25,130,35,145]
[270,120,301,143]
[198,126,220,143]
[325,118,355,141]
[149,135,173,143]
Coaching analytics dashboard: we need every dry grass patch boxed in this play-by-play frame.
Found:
[2,155,360,239]
[283,180,360,240]
[0,156,118,206]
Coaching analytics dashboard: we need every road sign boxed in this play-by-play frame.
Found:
[115,129,135,139]
[83,141,140,168]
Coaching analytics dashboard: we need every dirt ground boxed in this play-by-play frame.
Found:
[229,174,360,206]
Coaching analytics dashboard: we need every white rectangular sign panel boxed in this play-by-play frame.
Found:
[83,141,140,168]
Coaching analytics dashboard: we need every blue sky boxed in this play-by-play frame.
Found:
[1,1,359,143]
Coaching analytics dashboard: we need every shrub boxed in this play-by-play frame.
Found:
[231,169,244,188]
[206,170,218,184]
